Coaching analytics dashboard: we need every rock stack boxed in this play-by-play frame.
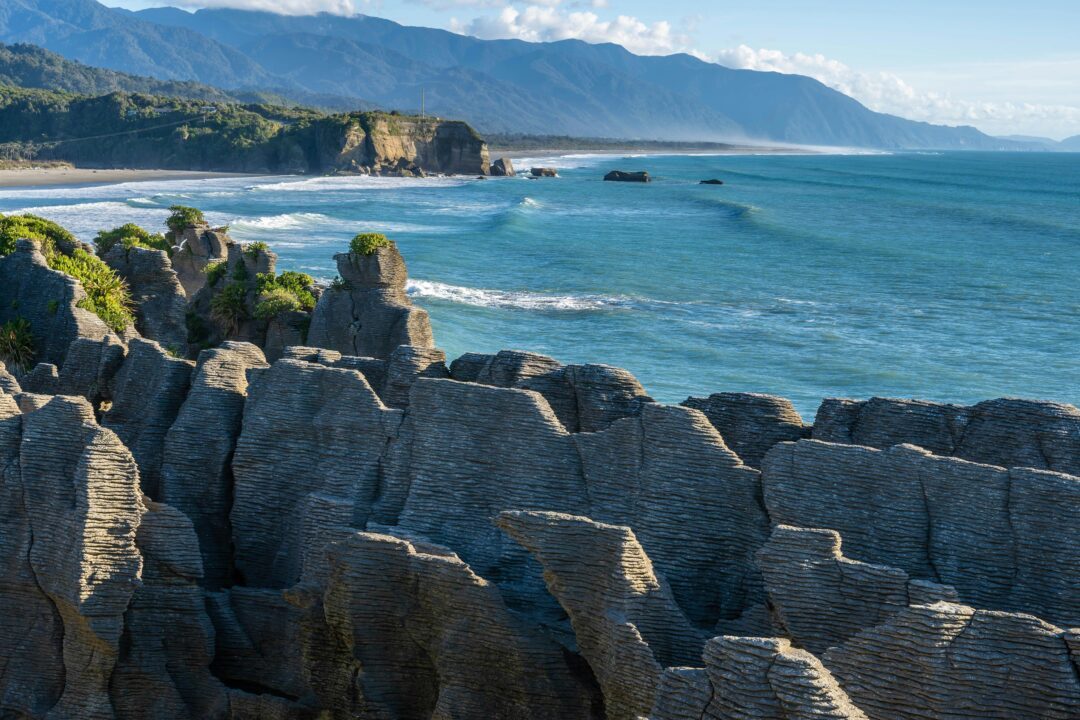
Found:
[0,218,1077,720]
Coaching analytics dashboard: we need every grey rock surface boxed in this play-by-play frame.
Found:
[490,157,516,176]
[683,391,809,466]
[104,244,188,352]
[169,224,230,297]
[813,396,1080,474]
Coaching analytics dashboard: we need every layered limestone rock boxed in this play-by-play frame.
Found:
[307,242,433,359]
[104,244,188,353]
[762,440,1080,629]
[0,396,144,719]
[491,157,515,176]
[291,530,593,719]
[0,361,20,393]
[651,637,868,720]
[450,349,655,433]
[823,602,1080,720]
[757,525,957,654]
[498,511,704,720]
[682,392,809,466]
[813,396,1080,474]
[0,239,110,367]
[168,222,231,297]
[159,342,268,589]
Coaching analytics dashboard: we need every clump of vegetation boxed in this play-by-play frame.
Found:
[254,286,301,320]
[329,275,349,291]
[205,260,227,286]
[232,262,250,282]
[0,318,34,371]
[48,248,134,333]
[0,213,77,257]
[209,283,249,335]
[244,241,269,258]
[350,232,392,256]
[95,223,171,257]
[166,205,205,234]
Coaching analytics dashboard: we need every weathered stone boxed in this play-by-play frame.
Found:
[490,157,515,176]
[824,602,1080,720]
[762,440,1080,629]
[103,338,194,497]
[169,224,230,297]
[813,396,1080,474]
[19,361,58,394]
[604,170,650,182]
[104,244,188,353]
[531,167,558,177]
[758,525,957,655]
[0,239,110,367]
[498,511,704,720]
[381,345,449,408]
[54,335,127,404]
[683,391,809,466]
[307,244,433,359]
[0,361,20,393]
[160,342,268,589]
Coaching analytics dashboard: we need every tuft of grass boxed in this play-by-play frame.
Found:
[95,223,172,257]
[0,213,77,258]
[0,318,34,372]
[210,282,249,336]
[46,300,59,316]
[48,248,134,333]
[205,260,227,286]
[329,275,349,292]
[350,232,391,256]
[244,241,269,258]
[254,286,302,320]
[166,205,205,234]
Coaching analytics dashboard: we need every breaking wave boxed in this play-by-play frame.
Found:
[407,279,633,312]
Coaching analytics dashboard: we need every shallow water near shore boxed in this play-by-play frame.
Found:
[1,151,1077,418]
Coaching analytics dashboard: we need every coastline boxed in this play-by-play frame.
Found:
[0,167,260,189]
[489,144,814,160]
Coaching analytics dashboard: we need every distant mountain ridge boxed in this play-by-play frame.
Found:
[0,0,1050,149]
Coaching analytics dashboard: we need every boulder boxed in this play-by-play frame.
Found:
[530,167,559,177]
[604,170,650,182]
[307,241,433,359]
[491,157,516,176]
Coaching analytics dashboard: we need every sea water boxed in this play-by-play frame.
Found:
[1,151,1077,419]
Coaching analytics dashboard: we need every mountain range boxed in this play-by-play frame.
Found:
[0,0,1066,149]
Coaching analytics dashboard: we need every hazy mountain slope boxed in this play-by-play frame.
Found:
[0,0,276,88]
[1060,135,1080,150]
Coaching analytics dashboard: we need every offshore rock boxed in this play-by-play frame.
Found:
[498,511,704,720]
[682,391,809,466]
[531,167,558,177]
[160,342,268,589]
[651,636,868,720]
[604,170,651,182]
[293,530,593,719]
[762,440,1080,629]
[307,242,433,359]
[0,239,110,367]
[813,396,1080,474]
[823,602,1080,720]
[490,157,515,176]
[758,525,957,655]
[0,396,144,719]
[103,244,188,353]
[103,338,194,497]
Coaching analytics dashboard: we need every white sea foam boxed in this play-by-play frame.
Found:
[252,175,470,193]
[407,279,631,312]
[230,212,332,231]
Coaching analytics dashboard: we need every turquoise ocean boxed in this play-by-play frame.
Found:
[2,151,1077,418]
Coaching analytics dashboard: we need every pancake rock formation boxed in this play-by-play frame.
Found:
[0,223,1077,720]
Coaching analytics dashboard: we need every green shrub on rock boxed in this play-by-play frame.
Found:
[350,232,391,256]
[254,286,302,320]
[244,241,269,258]
[48,248,134,333]
[95,223,172,257]
[0,318,34,371]
[0,213,77,257]
[256,271,315,311]
[205,260,227,286]
[166,205,206,234]
[210,283,249,335]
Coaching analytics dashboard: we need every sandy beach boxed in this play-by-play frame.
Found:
[0,166,257,188]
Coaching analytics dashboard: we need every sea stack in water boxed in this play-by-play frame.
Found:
[491,157,516,176]
[700,179,724,185]
[531,167,559,177]
[604,170,651,183]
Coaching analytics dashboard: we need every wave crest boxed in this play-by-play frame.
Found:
[407,279,631,312]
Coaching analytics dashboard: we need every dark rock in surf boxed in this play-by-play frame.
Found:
[491,157,516,177]
[604,170,650,183]
[700,179,724,185]
[530,167,558,177]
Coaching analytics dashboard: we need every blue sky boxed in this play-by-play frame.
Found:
[103,0,1080,138]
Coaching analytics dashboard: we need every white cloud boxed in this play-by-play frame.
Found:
[711,45,1080,139]
[450,3,687,56]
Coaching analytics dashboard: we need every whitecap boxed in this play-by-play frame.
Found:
[252,175,470,193]
[230,212,332,231]
[406,279,632,312]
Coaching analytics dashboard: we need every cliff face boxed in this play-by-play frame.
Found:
[0,233,1077,720]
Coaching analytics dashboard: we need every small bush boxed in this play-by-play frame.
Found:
[205,260,227,286]
[166,205,205,234]
[47,300,59,316]
[244,241,269,258]
[95,223,171,257]
[254,286,301,320]
[0,213,78,257]
[257,271,315,311]
[329,275,349,291]
[350,232,391,256]
[210,283,249,335]
[48,249,134,333]
[0,318,34,371]
[232,262,250,282]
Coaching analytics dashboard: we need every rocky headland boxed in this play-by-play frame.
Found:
[0,208,1077,719]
